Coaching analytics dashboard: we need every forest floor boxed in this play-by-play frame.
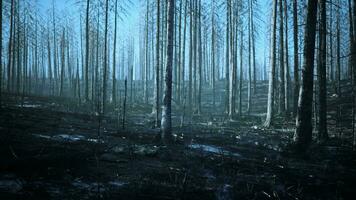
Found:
[0,94,356,200]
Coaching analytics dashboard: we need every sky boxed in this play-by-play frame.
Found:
[38,0,141,39]
[35,0,271,79]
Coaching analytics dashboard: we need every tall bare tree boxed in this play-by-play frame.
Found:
[279,0,286,115]
[0,0,3,105]
[318,0,328,141]
[294,0,318,150]
[161,0,174,141]
[7,0,15,92]
[85,0,90,101]
[154,0,160,127]
[112,0,118,105]
[102,0,109,114]
[293,0,299,117]
[264,0,278,127]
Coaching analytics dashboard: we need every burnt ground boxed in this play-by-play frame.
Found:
[0,93,356,200]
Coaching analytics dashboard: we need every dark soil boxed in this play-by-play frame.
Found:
[1,94,356,200]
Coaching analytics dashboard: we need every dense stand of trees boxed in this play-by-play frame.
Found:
[0,0,355,150]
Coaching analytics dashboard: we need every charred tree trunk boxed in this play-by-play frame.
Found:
[247,0,252,114]
[144,0,149,105]
[85,0,90,101]
[181,0,187,106]
[279,0,286,115]
[352,0,356,148]
[177,0,183,104]
[112,0,118,106]
[211,1,216,109]
[60,29,65,97]
[102,0,109,114]
[284,0,290,116]
[161,0,174,141]
[197,0,202,114]
[318,0,328,141]
[188,0,193,118]
[294,0,318,150]
[264,0,278,127]
[7,0,14,92]
[336,2,341,137]
[155,0,161,127]
[293,0,299,117]
[0,0,3,105]
[225,0,230,114]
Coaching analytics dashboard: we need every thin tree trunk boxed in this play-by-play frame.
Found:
[318,0,328,141]
[102,0,109,114]
[95,7,100,109]
[293,0,299,117]
[225,0,230,114]
[247,0,252,114]
[154,0,160,127]
[188,0,193,117]
[251,1,256,96]
[211,0,216,109]
[239,26,243,116]
[161,0,174,141]
[85,0,90,101]
[336,1,341,137]
[60,29,65,97]
[352,0,356,148]
[197,0,202,114]
[177,0,183,104]
[294,0,319,150]
[193,0,197,110]
[264,0,278,127]
[144,0,149,104]
[329,1,334,81]
[112,0,118,106]
[7,0,14,92]
[122,79,127,129]
[52,3,58,95]
[284,0,290,116]
[229,0,236,117]
[181,0,187,106]
[16,2,20,94]
[0,0,2,105]
[279,0,285,115]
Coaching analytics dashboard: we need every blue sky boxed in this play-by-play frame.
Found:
[36,0,271,79]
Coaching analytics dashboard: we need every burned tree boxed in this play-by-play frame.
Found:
[161,0,175,141]
[294,0,318,150]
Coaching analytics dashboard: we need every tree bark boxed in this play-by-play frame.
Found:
[197,0,202,114]
[85,0,90,101]
[318,0,328,141]
[211,0,216,108]
[161,0,175,141]
[112,0,118,106]
[0,0,2,105]
[155,0,160,127]
[102,0,109,114]
[188,0,193,117]
[352,0,356,147]
[294,0,318,150]
[264,0,277,127]
[181,0,187,106]
[279,0,286,115]
[225,0,230,114]
[60,29,65,97]
[284,0,290,116]
[247,0,252,115]
[144,0,149,104]
[293,0,299,117]
[7,0,14,92]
